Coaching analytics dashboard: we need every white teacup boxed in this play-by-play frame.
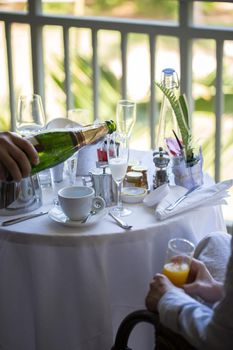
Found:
[58,186,105,221]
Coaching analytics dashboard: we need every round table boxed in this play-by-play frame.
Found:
[0,182,226,350]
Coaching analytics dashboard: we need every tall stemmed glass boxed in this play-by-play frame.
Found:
[107,132,131,216]
[16,94,45,136]
[67,108,90,126]
[116,100,136,138]
[16,94,51,187]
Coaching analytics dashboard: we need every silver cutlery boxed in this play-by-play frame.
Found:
[81,210,97,224]
[1,211,48,226]
[166,185,201,211]
[109,211,132,230]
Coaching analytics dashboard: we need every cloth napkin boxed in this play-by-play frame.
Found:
[143,183,170,207]
[155,179,233,221]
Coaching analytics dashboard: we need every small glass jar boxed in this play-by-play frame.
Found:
[127,160,140,172]
[124,171,143,187]
[131,165,148,188]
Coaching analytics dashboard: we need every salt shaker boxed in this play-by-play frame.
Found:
[153,147,170,189]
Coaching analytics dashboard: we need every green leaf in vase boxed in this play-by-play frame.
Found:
[155,81,194,163]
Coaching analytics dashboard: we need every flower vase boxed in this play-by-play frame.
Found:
[172,148,204,189]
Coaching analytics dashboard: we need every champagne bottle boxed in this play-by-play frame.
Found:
[28,120,116,174]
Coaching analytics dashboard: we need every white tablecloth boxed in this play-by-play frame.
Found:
[0,179,226,350]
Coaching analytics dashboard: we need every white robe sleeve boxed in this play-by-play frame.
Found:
[157,238,233,350]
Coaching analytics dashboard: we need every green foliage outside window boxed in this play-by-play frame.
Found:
[50,54,120,121]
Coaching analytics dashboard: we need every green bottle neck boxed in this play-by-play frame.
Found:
[105,120,116,134]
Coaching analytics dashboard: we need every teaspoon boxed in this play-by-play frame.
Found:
[109,211,132,230]
[81,210,97,224]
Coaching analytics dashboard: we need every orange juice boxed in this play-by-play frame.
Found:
[162,262,190,286]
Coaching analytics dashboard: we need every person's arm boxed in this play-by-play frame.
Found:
[146,274,213,349]
[158,287,214,348]
[0,131,39,181]
[158,271,233,350]
[146,243,233,350]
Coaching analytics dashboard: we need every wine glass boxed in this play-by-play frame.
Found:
[67,108,90,183]
[67,108,90,126]
[116,100,136,138]
[16,94,45,136]
[107,132,131,217]
[17,94,52,187]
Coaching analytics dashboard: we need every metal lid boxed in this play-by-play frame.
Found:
[131,165,147,172]
[153,147,170,168]
[89,167,111,176]
[126,171,143,180]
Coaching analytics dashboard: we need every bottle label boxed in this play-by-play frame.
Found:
[79,124,108,147]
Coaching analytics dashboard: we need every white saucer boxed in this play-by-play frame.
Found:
[48,206,107,227]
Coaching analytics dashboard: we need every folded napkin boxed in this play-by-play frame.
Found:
[143,183,169,207]
[155,179,233,221]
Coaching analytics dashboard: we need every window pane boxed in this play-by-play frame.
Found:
[0,22,10,130]
[42,0,76,15]
[12,23,32,101]
[0,0,27,12]
[98,30,121,123]
[194,1,233,27]
[42,0,178,22]
[127,33,151,150]
[70,27,93,122]
[192,39,216,179]
[221,40,233,222]
[43,26,65,122]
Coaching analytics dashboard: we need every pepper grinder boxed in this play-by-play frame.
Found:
[153,147,170,189]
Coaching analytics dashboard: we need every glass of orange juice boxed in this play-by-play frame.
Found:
[162,238,195,287]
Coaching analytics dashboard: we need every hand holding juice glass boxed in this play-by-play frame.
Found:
[162,238,195,287]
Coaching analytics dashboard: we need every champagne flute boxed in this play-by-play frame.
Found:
[16,94,45,136]
[107,132,131,217]
[67,108,90,126]
[116,100,136,138]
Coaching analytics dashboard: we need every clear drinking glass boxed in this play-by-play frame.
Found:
[16,94,45,136]
[17,94,52,187]
[107,132,131,216]
[67,108,90,126]
[162,238,195,287]
[66,156,78,185]
[66,108,88,182]
[116,100,136,138]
